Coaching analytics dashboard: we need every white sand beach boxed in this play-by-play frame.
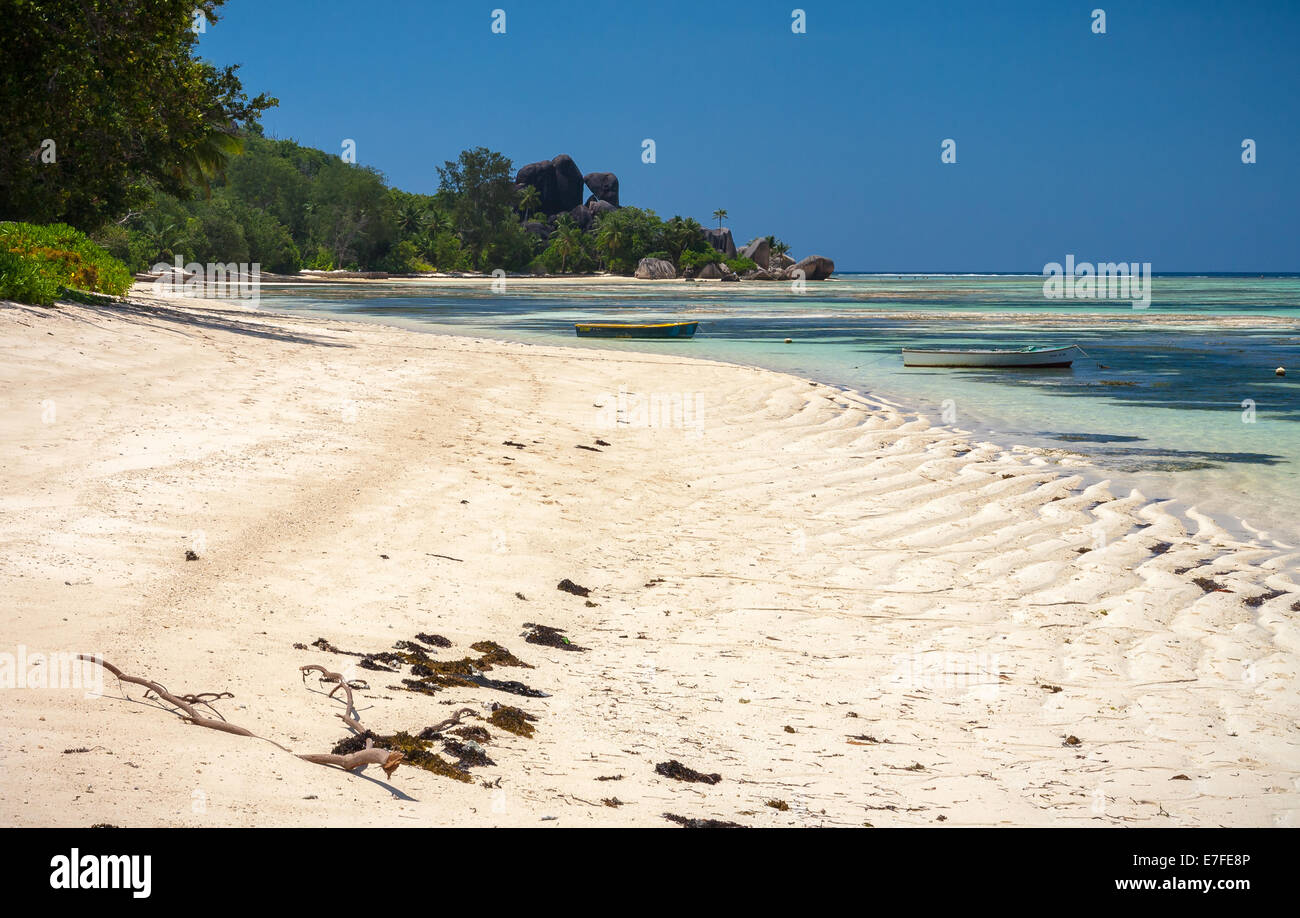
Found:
[1,290,1297,827]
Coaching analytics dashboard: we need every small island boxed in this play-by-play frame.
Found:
[508,152,835,282]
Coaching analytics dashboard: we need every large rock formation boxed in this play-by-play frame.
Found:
[523,220,553,241]
[739,237,770,268]
[552,155,585,213]
[515,154,586,215]
[583,172,619,207]
[634,257,676,279]
[587,199,617,220]
[565,203,593,232]
[701,227,737,258]
[514,161,558,213]
[512,154,835,277]
[783,255,835,281]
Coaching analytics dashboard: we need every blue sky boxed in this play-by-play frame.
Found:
[198,0,1300,271]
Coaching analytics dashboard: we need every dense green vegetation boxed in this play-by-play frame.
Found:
[0,0,274,230]
[0,1,763,301]
[0,223,133,306]
[90,134,745,277]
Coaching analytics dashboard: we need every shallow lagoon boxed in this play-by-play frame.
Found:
[256,274,1300,544]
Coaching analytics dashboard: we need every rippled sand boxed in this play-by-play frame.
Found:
[1,290,1296,826]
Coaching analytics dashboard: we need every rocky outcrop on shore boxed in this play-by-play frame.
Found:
[786,255,835,280]
[513,153,834,278]
[701,227,736,258]
[739,237,770,268]
[517,155,621,218]
[634,257,676,279]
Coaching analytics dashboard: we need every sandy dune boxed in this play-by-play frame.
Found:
[1,291,1296,827]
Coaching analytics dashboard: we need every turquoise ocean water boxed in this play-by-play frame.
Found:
[255,274,1300,544]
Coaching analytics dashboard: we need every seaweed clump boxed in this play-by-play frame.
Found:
[488,704,537,738]
[397,639,546,697]
[1193,576,1232,593]
[471,641,532,669]
[662,813,743,829]
[331,729,482,783]
[332,729,473,783]
[523,623,587,652]
[557,578,591,597]
[443,738,495,769]
[655,760,722,785]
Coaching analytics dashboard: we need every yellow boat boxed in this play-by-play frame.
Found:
[574,321,698,339]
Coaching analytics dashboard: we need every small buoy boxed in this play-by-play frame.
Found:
[1277,367,1287,377]
[784,338,793,344]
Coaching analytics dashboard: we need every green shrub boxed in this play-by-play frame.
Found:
[430,231,473,272]
[725,257,757,274]
[381,239,432,274]
[304,246,336,271]
[0,222,133,305]
[0,251,61,305]
[679,248,723,271]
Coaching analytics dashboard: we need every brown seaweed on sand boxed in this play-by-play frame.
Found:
[655,760,722,784]
[523,622,588,651]
[402,672,548,698]
[489,704,538,737]
[388,637,549,697]
[1193,576,1233,593]
[557,578,591,597]
[662,813,744,828]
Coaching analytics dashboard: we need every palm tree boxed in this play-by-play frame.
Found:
[427,209,452,237]
[552,215,580,273]
[595,219,628,271]
[664,216,705,264]
[396,201,429,235]
[174,128,245,197]
[518,185,542,222]
[770,237,791,260]
[137,218,183,264]
[712,208,728,229]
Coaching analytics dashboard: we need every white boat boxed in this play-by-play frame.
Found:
[901,345,1078,368]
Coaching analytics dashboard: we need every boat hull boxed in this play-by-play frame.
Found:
[902,347,1075,368]
[575,322,698,339]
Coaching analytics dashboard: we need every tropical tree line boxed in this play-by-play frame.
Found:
[0,1,775,286]
[91,135,772,277]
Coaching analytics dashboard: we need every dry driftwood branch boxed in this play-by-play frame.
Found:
[297,664,405,775]
[79,655,403,778]
[427,707,480,735]
[299,740,403,777]
[300,663,363,733]
[78,654,288,750]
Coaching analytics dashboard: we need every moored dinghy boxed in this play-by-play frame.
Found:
[575,321,699,339]
[901,345,1079,368]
